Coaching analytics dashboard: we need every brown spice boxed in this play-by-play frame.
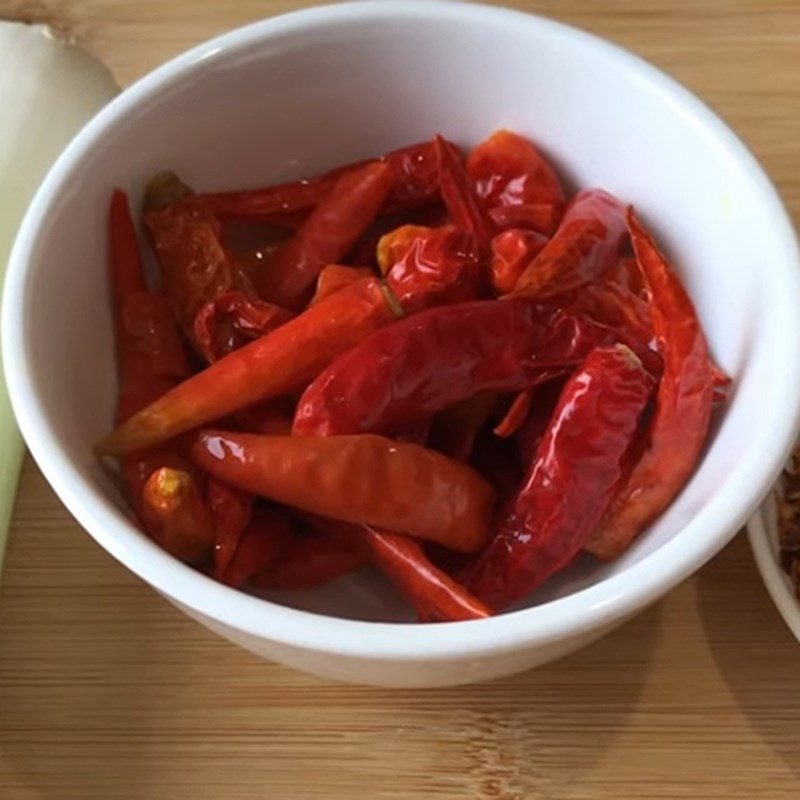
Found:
[777,447,800,599]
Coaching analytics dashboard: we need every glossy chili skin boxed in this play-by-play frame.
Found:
[361,527,491,622]
[380,224,483,314]
[586,210,714,560]
[254,162,394,308]
[140,467,216,563]
[191,430,496,553]
[466,345,655,610]
[292,298,614,438]
[466,130,566,235]
[490,228,549,295]
[97,277,397,457]
[512,189,627,298]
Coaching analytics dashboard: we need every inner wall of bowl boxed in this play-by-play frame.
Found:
[21,9,788,621]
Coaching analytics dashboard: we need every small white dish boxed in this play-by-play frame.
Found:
[748,475,800,642]
[4,1,800,686]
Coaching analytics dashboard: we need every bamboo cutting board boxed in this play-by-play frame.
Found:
[2,2,800,798]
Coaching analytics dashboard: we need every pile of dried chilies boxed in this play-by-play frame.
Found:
[97,129,727,621]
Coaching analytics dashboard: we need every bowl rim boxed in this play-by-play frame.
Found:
[5,0,800,661]
[747,502,800,643]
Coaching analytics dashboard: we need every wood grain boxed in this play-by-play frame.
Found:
[1,2,800,798]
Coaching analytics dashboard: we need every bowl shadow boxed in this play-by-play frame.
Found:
[696,532,800,778]
[0,463,663,798]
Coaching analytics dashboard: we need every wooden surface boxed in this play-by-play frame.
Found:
[2,1,800,797]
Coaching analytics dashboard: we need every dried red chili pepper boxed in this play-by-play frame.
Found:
[215,505,296,588]
[97,276,398,456]
[361,527,491,621]
[293,299,613,438]
[586,209,714,560]
[193,290,293,363]
[143,173,250,347]
[141,467,216,563]
[466,345,655,609]
[254,162,394,308]
[109,189,191,422]
[310,265,375,305]
[512,189,627,298]
[493,390,533,438]
[208,478,255,573]
[194,140,445,221]
[288,517,489,620]
[467,130,566,235]
[109,190,211,561]
[434,134,494,255]
[380,224,483,314]
[191,430,495,553]
[490,228,549,295]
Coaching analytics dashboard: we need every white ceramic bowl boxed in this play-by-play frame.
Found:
[4,0,800,687]
[748,479,800,642]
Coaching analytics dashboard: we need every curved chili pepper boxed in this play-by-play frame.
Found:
[208,478,254,573]
[434,134,494,255]
[292,299,614,438]
[194,140,445,221]
[215,505,296,588]
[512,189,627,298]
[97,276,398,457]
[141,467,216,564]
[490,228,549,295]
[193,290,293,363]
[109,190,209,558]
[255,162,395,308]
[287,516,489,620]
[310,265,375,306]
[380,140,449,214]
[380,224,483,314]
[143,173,249,346]
[191,430,495,553]
[466,345,655,609]
[586,210,714,560]
[467,130,566,235]
[493,390,533,438]
[361,527,490,621]
[110,189,191,422]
